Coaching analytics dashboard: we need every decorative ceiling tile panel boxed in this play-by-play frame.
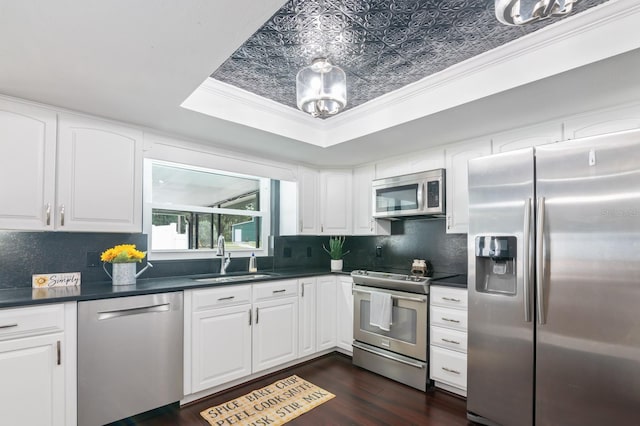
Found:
[212,0,610,116]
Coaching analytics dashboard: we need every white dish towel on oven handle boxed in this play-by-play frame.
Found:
[369,291,392,331]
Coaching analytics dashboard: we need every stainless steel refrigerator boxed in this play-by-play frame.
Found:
[466,129,640,426]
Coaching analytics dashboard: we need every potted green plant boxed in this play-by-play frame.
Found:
[322,236,350,271]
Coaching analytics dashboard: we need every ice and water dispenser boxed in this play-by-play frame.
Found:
[475,236,517,295]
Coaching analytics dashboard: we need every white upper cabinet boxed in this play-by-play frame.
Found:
[57,114,143,232]
[0,99,57,230]
[320,169,352,235]
[445,138,491,234]
[375,147,445,180]
[491,122,562,153]
[352,165,390,236]
[297,166,320,234]
[563,102,640,140]
[0,98,142,232]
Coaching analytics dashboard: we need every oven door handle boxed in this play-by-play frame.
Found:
[352,288,426,303]
[352,342,425,369]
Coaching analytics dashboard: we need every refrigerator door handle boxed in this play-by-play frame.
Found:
[523,198,532,323]
[536,196,546,325]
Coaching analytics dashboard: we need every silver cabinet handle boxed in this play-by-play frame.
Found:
[442,297,461,302]
[442,338,460,345]
[217,296,234,301]
[370,219,374,232]
[447,216,452,229]
[0,323,18,329]
[97,303,170,320]
[249,308,252,326]
[536,197,546,325]
[45,203,51,226]
[60,204,65,226]
[256,307,259,324]
[301,284,305,298]
[523,197,532,322]
[57,340,61,365]
[272,289,286,294]
[442,317,460,323]
[442,366,461,375]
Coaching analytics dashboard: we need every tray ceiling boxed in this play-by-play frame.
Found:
[211,0,608,113]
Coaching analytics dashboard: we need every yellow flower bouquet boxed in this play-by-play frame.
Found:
[100,244,146,263]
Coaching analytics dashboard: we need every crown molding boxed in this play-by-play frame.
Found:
[182,0,640,148]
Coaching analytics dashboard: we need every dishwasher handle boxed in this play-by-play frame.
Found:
[97,303,171,321]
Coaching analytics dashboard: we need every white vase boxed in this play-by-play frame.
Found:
[330,259,343,272]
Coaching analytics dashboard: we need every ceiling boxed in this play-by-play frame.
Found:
[212,0,607,112]
[1,0,640,169]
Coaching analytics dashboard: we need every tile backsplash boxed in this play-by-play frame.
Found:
[0,218,466,289]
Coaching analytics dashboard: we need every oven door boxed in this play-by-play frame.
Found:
[353,284,427,361]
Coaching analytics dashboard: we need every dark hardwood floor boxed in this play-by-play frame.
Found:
[112,353,471,426]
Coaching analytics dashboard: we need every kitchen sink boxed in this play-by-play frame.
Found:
[193,273,274,284]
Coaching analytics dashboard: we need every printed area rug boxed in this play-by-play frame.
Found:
[200,375,335,426]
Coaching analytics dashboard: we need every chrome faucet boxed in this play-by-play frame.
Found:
[216,234,231,275]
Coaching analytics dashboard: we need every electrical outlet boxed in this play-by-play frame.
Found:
[306,247,312,257]
[86,251,100,267]
[376,246,382,257]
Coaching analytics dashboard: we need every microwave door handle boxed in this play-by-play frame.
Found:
[417,182,424,210]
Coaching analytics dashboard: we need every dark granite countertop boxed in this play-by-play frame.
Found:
[0,268,349,309]
[430,273,468,289]
[0,267,463,309]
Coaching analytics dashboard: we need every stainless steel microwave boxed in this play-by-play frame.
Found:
[372,169,446,219]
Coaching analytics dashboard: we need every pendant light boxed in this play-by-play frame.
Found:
[296,58,346,118]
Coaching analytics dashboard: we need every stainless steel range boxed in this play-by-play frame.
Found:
[351,270,453,391]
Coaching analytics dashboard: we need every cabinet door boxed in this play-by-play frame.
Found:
[336,276,354,353]
[0,333,65,426]
[564,103,640,140]
[57,114,143,232]
[352,165,390,236]
[492,123,562,153]
[297,167,319,234]
[316,275,337,351]
[191,304,252,393]
[253,297,298,373]
[298,278,317,357]
[320,170,352,235]
[445,139,491,234]
[0,99,56,230]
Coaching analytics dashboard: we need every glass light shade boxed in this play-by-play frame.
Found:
[296,58,347,118]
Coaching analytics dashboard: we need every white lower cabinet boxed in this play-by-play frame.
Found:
[316,275,337,351]
[336,276,354,353]
[298,277,317,357]
[252,281,299,373]
[186,280,299,395]
[186,274,355,398]
[429,286,468,397]
[0,303,76,426]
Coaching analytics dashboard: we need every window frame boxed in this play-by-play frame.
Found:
[143,159,271,261]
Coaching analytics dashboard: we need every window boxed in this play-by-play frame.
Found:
[144,160,270,259]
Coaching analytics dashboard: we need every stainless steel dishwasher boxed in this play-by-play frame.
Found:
[78,292,183,426]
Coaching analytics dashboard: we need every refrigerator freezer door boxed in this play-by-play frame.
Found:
[467,148,535,426]
[535,130,640,425]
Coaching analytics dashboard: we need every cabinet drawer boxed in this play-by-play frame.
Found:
[430,326,467,353]
[252,280,298,302]
[430,306,468,332]
[192,285,252,311]
[430,286,467,310]
[430,346,467,390]
[0,304,65,341]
